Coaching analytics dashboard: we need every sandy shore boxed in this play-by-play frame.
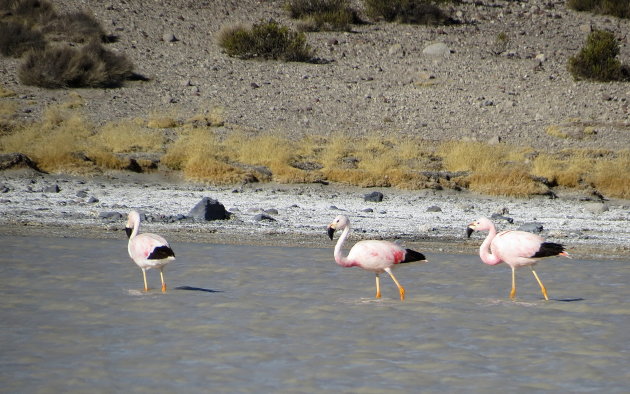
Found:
[0,169,628,260]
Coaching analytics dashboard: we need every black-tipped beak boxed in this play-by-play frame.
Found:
[327,226,335,240]
[466,227,474,238]
[125,227,132,239]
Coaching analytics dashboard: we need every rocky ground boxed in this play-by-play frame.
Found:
[1,0,629,149]
[0,168,628,259]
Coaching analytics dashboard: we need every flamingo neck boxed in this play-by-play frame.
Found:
[128,220,139,240]
[479,224,502,265]
[334,225,355,268]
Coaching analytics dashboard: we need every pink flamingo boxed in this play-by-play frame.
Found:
[467,217,570,301]
[125,210,175,292]
[327,215,428,301]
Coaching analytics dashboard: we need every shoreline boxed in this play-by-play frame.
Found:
[1,169,628,260]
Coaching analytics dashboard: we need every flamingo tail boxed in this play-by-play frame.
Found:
[401,249,427,263]
[532,242,566,258]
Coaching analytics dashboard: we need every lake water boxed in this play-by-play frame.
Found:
[1,236,629,393]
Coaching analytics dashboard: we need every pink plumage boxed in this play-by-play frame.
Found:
[327,215,428,300]
[126,210,175,292]
[467,217,570,300]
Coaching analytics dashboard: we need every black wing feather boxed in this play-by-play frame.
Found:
[148,245,175,260]
[401,249,427,263]
[532,242,565,258]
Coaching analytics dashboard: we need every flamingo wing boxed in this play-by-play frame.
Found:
[347,240,406,271]
[492,230,544,264]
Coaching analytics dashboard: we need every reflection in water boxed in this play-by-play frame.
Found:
[0,236,628,393]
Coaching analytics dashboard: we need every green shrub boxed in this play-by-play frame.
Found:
[567,0,630,19]
[18,41,134,88]
[285,0,360,31]
[363,0,454,25]
[218,21,313,61]
[0,20,46,57]
[568,30,626,81]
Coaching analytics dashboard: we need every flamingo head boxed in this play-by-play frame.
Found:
[327,214,349,240]
[125,210,141,238]
[466,217,494,238]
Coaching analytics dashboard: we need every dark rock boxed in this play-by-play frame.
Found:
[44,184,60,193]
[99,211,123,220]
[76,190,89,198]
[518,222,543,233]
[361,208,374,213]
[263,208,279,215]
[189,197,229,220]
[491,213,513,223]
[87,196,99,203]
[426,205,442,212]
[364,191,384,202]
[0,153,43,172]
[254,213,276,222]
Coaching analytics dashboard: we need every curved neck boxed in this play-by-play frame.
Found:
[128,219,139,240]
[479,224,502,265]
[334,226,354,267]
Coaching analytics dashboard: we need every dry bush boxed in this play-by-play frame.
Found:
[567,0,630,19]
[147,116,179,129]
[285,0,360,31]
[2,0,57,26]
[0,85,16,97]
[18,41,133,88]
[363,0,455,25]
[0,20,46,57]
[41,11,108,43]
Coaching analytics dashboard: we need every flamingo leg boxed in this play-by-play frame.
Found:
[375,274,381,299]
[159,267,167,292]
[531,268,549,301]
[509,266,517,300]
[384,268,405,301]
[141,268,149,292]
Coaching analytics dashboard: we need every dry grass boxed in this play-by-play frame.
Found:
[0,101,628,198]
[0,86,16,97]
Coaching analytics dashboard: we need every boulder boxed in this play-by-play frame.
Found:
[189,197,229,220]
[364,191,384,202]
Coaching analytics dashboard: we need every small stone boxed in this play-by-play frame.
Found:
[254,213,276,222]
[584,203,609,214]
[189,197,229,220]
[426,205,442,212]
[44,185,60,193]
[162,33,177,42]
[518,222,543,233]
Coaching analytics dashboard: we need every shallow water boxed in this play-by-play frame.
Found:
[1,236,629,393]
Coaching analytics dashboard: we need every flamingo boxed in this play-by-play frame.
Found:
[125,210,175,292]
[467,217,570,301]
[327,215,428,301]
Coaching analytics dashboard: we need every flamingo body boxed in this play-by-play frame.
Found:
[327,215,427,300]
[126,210,175,292]
[467,217,570,300]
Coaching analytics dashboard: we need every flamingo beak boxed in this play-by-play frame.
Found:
[125,227,133,239]
[327,225,336,240]
[466,226,474,238]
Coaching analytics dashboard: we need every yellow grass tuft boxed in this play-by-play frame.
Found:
[96,120,166,153]
[468,165,547,197]
[545,125,568,139]
[587,150,630,199]
[0,86,16,98]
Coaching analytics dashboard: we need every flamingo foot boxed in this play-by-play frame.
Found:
[509,287,516,300]
[375,291,381,299]
[161,283,167,292]
[399,286,405,301]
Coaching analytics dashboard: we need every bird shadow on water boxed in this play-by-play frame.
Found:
[175,286,222,293]
[552,297,585,302]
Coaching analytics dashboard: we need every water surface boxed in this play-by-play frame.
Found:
[1,236,628,393]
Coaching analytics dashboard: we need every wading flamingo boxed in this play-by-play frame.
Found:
[327,215,428,301]
[467,217,570,301]
[125,210,175,292]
